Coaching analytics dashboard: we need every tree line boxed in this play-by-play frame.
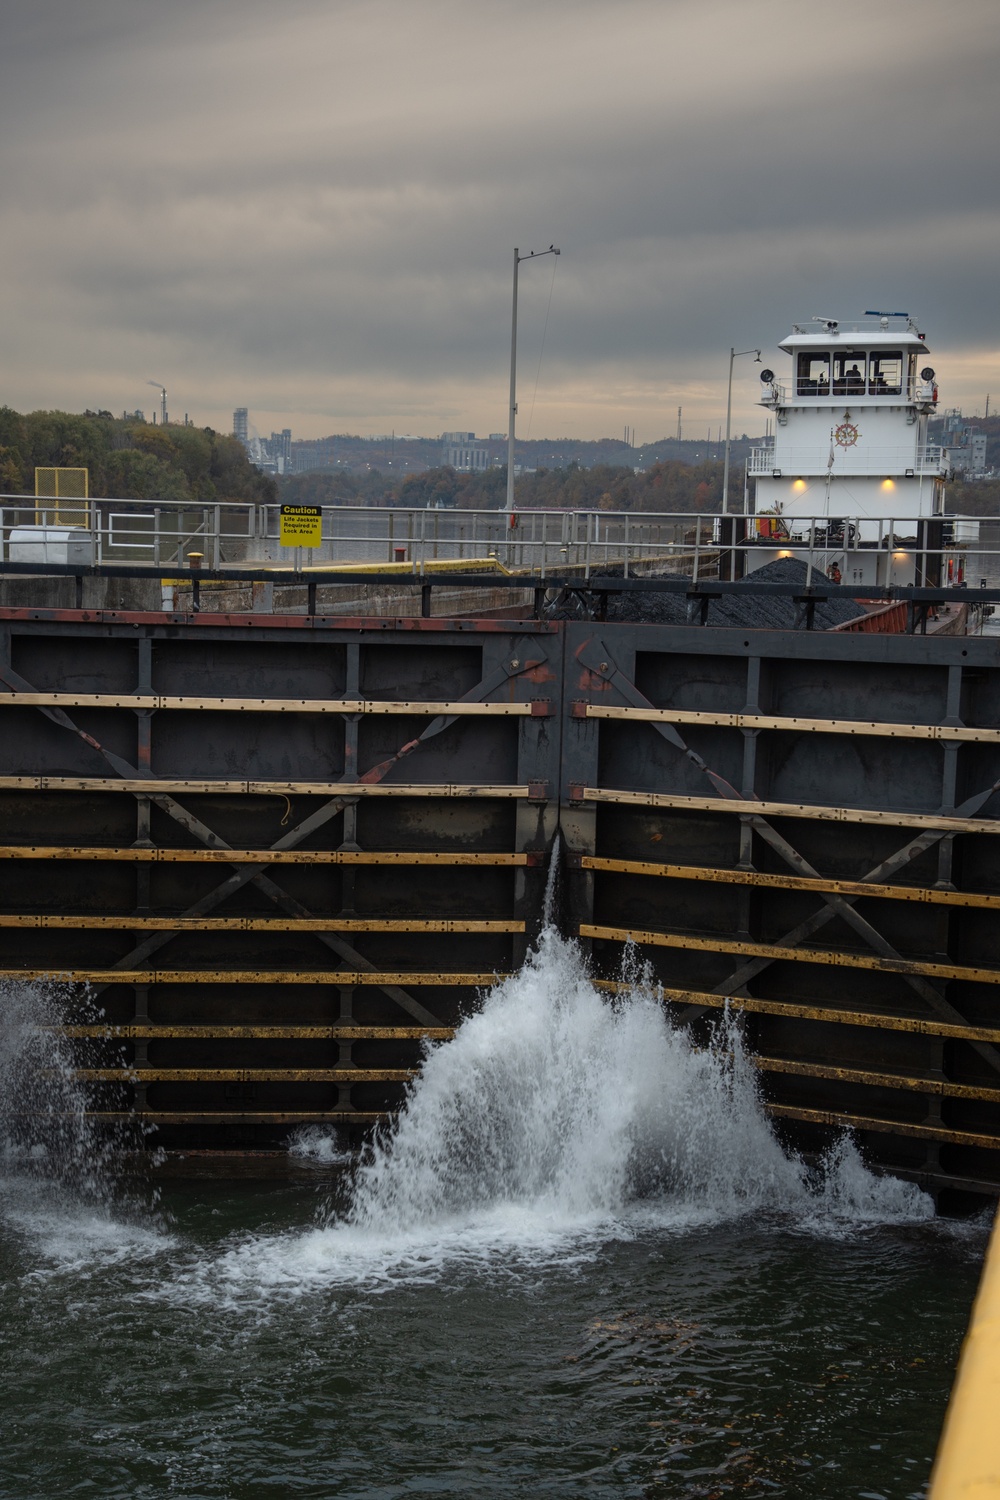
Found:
[0,408,275,505]
[280,459,727,512]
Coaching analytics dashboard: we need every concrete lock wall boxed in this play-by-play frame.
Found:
[1,606,998,1207]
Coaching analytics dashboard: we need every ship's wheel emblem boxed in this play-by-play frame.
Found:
[834,419,859,448]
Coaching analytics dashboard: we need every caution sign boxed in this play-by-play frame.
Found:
[279,504,322,548]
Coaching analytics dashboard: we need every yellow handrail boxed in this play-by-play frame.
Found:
[929,1207,1000,1497]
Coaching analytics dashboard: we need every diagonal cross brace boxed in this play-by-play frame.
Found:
[2,645,550,1021]
[576,639,1000,1072]
[358,653,545,784]
[0,661,443,1025]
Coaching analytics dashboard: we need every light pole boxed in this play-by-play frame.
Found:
[722,347,760,513]
[507,245,559,515]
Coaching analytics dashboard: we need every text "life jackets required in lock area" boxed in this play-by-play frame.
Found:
[279,504,322,548]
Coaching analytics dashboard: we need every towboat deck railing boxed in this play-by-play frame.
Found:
[760,377,939,404]
[748,443,947,477]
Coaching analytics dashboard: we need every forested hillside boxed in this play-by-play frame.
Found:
[0,408,275,504]
[279,459,727,512]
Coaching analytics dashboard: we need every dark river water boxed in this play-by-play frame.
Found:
[0,932,986,1500]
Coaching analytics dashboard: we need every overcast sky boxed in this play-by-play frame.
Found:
[2,0,997,443]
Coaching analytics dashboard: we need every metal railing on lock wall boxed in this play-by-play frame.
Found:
[0,496,722,581]
[3,496,1000,604]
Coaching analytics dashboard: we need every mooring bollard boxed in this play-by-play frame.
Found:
[187,551,203,613]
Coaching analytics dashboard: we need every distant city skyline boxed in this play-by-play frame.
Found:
[1,1,997,444]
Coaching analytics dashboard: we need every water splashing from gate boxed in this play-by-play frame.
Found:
[342,927,929,1241]
[0,978,157,1257]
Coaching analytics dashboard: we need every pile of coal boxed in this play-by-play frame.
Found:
[602,557,866,630]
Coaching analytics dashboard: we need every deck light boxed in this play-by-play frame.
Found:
[905,468,915,477]
[772,469,782,478]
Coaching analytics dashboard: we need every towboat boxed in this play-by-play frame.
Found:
[744,313,960,593]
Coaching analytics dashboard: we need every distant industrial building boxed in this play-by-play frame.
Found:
[949,429,988,477]
[441,431,492,472]
[232,409,294,473]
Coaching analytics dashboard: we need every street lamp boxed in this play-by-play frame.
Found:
[722,347,760,513]
[507,245,560,514]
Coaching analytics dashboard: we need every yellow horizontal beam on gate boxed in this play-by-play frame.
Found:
[0,915,523,934]
[593,980,1000,1045]
[928,1208,1000,1498]
[754,1054,1000,1104]
[86,1111,388,1125]
[74,1068,416,1083]
[0,847,530,866]
[0,967,505,985]
[0,778,532,798]
[585,703,1000,745]
[0,693,533,716]
[582,787,1000,837]
[581,857,1000,911]
[584,923,1000,986]
[57,1025,454,1040]
[766,1102,1000,1152]
[71,1052,1000,1103]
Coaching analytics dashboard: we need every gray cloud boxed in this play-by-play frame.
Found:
[1,0,997,439]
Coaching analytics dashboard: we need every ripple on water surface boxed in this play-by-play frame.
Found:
[0,931,984,1498]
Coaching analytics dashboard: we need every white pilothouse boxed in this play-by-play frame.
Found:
[745,313,948,587]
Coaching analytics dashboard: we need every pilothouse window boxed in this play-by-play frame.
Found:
[797,353,830,396]
[833,351,867,396]
[869,351,902,396]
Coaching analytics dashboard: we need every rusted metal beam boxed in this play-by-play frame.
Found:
[72,1055,1000,1103]
[84,1111,388,1124]
[0,777,532,797]
[584,922,1000,986]
[0,846,533,866]
[57,1025,454,1039]
[3,967,505,985]
[583,787,1000,837]
[766,1103,1000,1152]
[584,703,1000,745]
[754,1055,1000,1104]
[74,1069,417,1083]
[594,980,1000,1044]
[0,916,523,933]
[0,693,536,716]
[581,856,1000,911]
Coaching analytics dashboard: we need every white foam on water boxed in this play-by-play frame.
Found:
[166,929,931,1305]
[0,978,172,1269]
[286,1125,354,1165]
